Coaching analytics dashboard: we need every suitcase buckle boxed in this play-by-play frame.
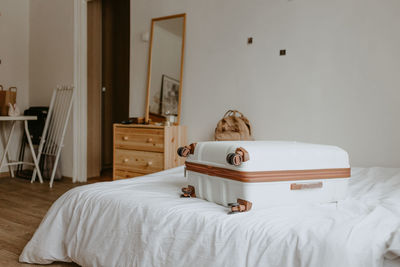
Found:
[228,199,252,214]
[177,143,197,157]
[226,147,250,166]
[180,185,196,198]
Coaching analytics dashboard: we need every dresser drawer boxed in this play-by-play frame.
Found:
[114,149,164,174]
[115,127,164,152]
[114,169,145,180]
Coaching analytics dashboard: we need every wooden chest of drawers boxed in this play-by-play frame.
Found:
[113,124,187,180]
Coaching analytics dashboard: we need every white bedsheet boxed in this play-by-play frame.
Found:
[20,167,400,267]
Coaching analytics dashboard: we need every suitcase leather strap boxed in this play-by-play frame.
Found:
[185,161,351,183]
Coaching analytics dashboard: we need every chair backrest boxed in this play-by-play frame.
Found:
[41,86,74,156]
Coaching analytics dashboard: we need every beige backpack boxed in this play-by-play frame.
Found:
[215,110,253,141]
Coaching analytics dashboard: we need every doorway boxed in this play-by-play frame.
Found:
[87,0,130,178]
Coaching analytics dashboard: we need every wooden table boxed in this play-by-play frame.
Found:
[0,116,43,183]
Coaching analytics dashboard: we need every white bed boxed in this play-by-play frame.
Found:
[20,167,400,267]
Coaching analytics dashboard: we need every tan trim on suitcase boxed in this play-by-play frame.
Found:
[185,162,351,183]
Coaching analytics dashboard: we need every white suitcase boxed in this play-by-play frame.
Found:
[177,141,350,214]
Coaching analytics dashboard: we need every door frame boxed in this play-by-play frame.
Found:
[87,0,102,178]
[74,0,130,182]
[73,0,88,183]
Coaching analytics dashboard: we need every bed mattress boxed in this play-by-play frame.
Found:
[20,167,400,267]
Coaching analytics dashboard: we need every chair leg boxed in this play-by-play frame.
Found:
[49,148,62,188]
[24,120,43,183]
[31,143,44,183]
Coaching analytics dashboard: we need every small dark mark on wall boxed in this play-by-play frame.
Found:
[280,49,286,56]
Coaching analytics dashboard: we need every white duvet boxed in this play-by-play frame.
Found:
[20,167,400,267]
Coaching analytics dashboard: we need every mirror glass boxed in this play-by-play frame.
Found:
[145,14,185,124]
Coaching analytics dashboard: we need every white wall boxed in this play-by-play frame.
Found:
[130,0,400,167]
[0,0,30,171]
[29,0,74,177]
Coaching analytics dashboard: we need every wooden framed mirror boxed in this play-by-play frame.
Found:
[145,13,186,125]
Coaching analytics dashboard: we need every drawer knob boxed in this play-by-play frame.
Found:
[123,136,128,141]
[146,161,153,167]
[146,138,153,143]
[123,158,129,163]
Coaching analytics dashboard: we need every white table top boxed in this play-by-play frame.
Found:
[0,116,37,121]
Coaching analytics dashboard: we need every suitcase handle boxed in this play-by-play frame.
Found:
[290,182,323,190]
[223,110,245,119]
[226,147,250,166]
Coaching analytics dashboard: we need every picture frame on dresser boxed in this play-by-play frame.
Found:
[161,75,180,116]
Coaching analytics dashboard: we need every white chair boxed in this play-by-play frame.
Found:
[31,86,74,187]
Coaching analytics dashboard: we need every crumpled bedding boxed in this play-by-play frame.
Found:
[20,167,400,267]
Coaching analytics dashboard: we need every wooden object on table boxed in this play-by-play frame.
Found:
[113,124,187,180]
[0,86,17,116]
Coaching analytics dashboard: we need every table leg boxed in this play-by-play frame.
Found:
[0,121,16,177]
[24,120,43,184]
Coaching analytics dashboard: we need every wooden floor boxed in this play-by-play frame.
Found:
[0,173,112,267]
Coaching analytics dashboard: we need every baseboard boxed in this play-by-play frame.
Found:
[0,171,10,178]
[0,172,73,181]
